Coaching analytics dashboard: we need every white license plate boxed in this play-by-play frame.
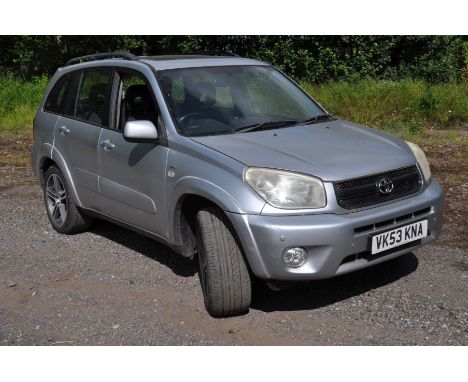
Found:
[371,220,428,255]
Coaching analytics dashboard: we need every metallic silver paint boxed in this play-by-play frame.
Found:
[140,57,267,71]
[226,179,443,279]
[96,128,169,235]
[191,120,416,182]
[123,120,159,141]
[53,116,101,207]
[31,56,444,282]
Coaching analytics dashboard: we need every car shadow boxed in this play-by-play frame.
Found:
[89,220,419,312]
[90,220,197,277]
[251,252,419,313]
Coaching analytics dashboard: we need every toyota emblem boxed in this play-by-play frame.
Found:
[377,177,394,195]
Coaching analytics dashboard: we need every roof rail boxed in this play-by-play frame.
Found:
[191,50,239,57]
[65,52,139,66]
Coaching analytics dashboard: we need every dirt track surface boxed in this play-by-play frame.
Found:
[0,135,467,345]
[0,184,467,345]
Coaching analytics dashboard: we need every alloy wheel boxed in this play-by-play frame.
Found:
[45,173,67,226]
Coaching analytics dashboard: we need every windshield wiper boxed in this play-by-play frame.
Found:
[232,120,299,134]
[232,114,335,134]
[301,114,336,124]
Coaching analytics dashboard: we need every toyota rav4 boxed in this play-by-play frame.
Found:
[31,52,443,317]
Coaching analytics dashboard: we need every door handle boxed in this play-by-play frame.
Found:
[58,126,70,135]
[100,139,115,151]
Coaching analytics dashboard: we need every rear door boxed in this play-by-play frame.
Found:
[97,68,169,236]
[53,69,112,207]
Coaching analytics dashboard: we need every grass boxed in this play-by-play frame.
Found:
[302,79,468,142]
[0,74,467,143]
[0,74,49,134]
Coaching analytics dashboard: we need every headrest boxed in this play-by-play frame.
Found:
[88,83,107,110]
[126,84,154,111]
[198,82,216,106]
[185,81,216,106]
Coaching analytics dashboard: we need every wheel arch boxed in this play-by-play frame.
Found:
[170,191,263,282]
[42,147,83,207]
[169,177,245,258]
[38,157,55,184]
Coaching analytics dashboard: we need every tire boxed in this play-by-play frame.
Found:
[196,207,252,317]
[43,165,93,234]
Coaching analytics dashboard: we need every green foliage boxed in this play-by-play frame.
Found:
[1,72,466,137]
[0,73,48,133]
[301,79,468,134]
[418,90,440,115]
[1,36,465,139]
[1,36,466,83]
[462,41,468,82]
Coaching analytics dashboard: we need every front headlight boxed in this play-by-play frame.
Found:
[244,167,326,209]
[406,141,431,181]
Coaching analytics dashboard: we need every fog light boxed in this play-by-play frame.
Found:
[283,247,307,268]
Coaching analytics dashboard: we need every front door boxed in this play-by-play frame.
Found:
[97,69,169,237]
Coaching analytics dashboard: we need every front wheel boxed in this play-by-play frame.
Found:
[44,165,93,234]
[196,207,252,317]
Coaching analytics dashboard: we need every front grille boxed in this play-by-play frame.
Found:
[334,165,422,210]
[354,206,432,234]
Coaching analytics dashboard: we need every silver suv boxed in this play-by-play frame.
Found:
[31,52,443,317]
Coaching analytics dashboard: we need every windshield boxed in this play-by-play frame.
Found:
[157,65,328,137]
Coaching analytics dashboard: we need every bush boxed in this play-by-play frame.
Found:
[460,41,468,82]
[0,74,48,133]
[301,79,468,131]
[1,74,466,136]
[1,36,466,83]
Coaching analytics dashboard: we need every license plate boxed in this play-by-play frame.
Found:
[371,220,428,255]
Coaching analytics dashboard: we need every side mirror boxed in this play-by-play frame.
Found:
[123,120,158,143]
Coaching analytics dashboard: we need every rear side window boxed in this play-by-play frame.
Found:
[76,70,112,127]
[44,74,74,114]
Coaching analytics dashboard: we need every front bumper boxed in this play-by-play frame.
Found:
[227,179,443,280]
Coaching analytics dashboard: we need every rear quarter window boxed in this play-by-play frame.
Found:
[44,74,73,114]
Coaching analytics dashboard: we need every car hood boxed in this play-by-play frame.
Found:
[191,120,416,182]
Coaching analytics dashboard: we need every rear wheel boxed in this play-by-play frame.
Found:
[196,207,252,317]
[44,166,93,234]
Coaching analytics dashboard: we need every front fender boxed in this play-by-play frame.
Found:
[168,176,244,242]
[173,176,244,214]
[168,176,270,277]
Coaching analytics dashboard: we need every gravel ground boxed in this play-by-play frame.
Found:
[1,183,467,345]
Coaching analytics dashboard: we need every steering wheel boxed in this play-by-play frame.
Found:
[176,112,204,124]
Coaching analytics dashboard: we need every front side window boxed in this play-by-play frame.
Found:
[158,65,325,137]
[76,70,112,127]
[116,71,160,130]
